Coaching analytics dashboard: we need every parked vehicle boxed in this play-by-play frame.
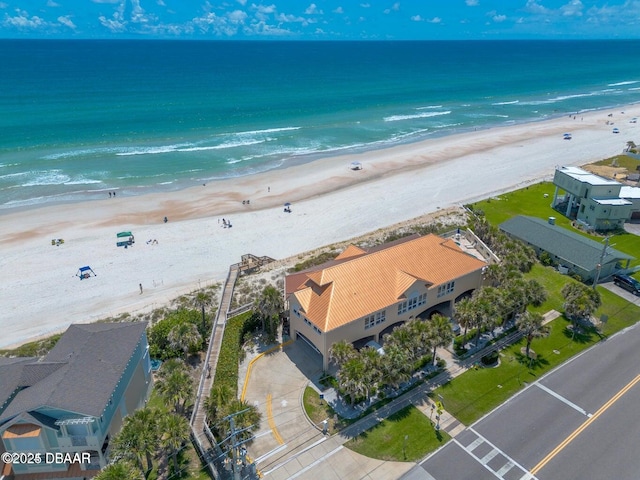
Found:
[612,127,620,134]
[613,274,640,295]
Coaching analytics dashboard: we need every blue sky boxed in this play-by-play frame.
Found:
[1,0,640,40]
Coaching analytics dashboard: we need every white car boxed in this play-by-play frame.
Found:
[612,127,620,134]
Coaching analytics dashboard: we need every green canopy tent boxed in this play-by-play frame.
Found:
[116,231,135,247]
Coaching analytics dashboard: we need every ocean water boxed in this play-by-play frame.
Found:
[1,39,640,211]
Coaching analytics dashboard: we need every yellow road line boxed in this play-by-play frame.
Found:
[266,393,285,445]
[240,339,294,401]
[531,373,640,475]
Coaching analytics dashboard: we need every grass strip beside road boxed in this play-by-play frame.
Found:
[345,405,450,462]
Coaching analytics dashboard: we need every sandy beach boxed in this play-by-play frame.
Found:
[2,106,639,348]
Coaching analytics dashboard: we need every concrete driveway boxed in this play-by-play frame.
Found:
[600,281,640,306]
[241,341,414,479]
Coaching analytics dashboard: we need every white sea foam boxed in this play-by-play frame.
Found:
[416,105,443,110]
[384,111,451,122]
[64,178,103,185]
[22,171,71,187]
[492,100,519,105]
[608,80,639,86]
[233,126,300,136]
[466,113,509,118]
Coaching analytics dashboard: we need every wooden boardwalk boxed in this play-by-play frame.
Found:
[190,263,240,477]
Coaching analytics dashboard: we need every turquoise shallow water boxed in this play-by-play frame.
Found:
[1,39,640,210]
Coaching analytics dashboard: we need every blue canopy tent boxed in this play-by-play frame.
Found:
[77,266,96,280]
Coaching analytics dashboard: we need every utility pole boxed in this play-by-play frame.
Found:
[592,237,610,289]
[220,408,259,480]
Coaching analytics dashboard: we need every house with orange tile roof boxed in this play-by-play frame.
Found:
[285,234,487,370]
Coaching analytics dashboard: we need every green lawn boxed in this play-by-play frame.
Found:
[436,315,602,426]
[437,180,640,426]
[345,405,450,462]
[470,181,640,270]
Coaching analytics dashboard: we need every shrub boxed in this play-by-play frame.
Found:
[148,309,202,359]
[481,351,499,366]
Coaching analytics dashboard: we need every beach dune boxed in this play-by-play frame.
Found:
[1,106,638,348]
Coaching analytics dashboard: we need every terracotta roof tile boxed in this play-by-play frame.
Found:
[290,234,485,331]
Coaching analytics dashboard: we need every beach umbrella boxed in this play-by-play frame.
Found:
[284,202,291,206]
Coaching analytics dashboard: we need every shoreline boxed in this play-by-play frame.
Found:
[3,102,638,217]
[2,103,639,349]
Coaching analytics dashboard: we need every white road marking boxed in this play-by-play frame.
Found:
[261,436,327,475]
[286,446,343,479]
[535,383,589,416]
[254,444,288,464]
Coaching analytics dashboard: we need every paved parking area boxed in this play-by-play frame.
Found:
[600,281,640,306]
[241,341,414,479]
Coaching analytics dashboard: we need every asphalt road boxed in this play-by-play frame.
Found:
[402,322,640,480]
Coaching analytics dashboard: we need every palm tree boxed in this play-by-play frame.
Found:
[382,343,412,388]
[626,140,637,152]
[453,297,475,342]
[329,339,356,366]
[205,383,234,424]
[429,314,454,366]
[94,461,143,480]
[516,311,547,360]
[111,408,160,476]
[160,413,191,474]
[465,287,504,347]
[194,290,214,337]
[216,399,262,442]
[254,285,284,336]
[337,355,367,404]
[561,282,602,334]
[155,359,194,415]
[168,322,202,359]
[525,279,547,308]
[360,346,383,399]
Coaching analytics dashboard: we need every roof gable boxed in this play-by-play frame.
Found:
[0,322,147,424]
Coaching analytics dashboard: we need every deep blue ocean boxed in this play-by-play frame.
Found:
[1,40,640,211]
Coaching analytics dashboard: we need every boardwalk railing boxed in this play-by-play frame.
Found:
[190,262,241,479]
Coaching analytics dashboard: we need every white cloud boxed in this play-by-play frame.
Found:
[4,9,47,29]
[47,0,60,6]
[360,3,370,8]
[560,0,583,17]
[252,4,276,14]
[130,0,154,24]
[157,0,165,6]
[428,17,442,23]
[98,15,126,31]
[91,0,120,3]
[492,14,506,22]
[228,10,248,24]
[305,3,322,14]
[275,12,306,23]
[465,0,478,5]
[525,0,550,14]
[57,15,76,29]
[333,6,344,14]
[410,15,422,21]
[392,2,400,11]
[236,0,247,5]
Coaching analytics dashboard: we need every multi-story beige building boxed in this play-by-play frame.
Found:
[285,234,487,370]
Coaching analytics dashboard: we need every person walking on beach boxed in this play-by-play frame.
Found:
[139,283,143,294]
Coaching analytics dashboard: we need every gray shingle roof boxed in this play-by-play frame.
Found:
[499,216,634,271]
[0,322,147,425]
